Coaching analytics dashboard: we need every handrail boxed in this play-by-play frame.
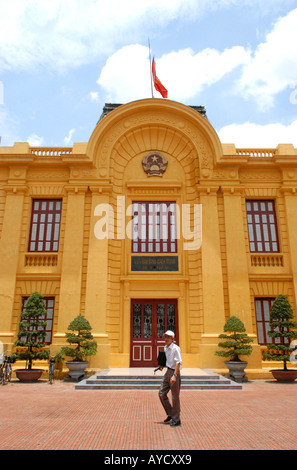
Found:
[236,149,276,158]
[30,147,73,157]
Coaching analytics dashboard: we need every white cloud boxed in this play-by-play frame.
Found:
[0,0,287,72]
[89,92,100,103]
[97,44,250,102]
[237,8,297,110]
[158,46,250,101]
[219,120,297,147]
[27,134,44,147]
[27,133,44,146]
[97,45,151,102]
[0,80,3,105]
[63,128,76,145]
[97,8,297,105]
[0,0,226,72]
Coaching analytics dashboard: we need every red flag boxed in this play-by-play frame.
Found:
[152,57,168,98]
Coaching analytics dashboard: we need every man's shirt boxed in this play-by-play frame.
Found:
[165,342,182,370]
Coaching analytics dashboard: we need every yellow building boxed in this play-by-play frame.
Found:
[1,98,297,376]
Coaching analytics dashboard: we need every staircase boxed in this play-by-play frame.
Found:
[75,369,242,390]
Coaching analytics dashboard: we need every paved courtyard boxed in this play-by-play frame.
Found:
[0,376,296,451]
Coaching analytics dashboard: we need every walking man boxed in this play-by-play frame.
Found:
[158,330,182,427]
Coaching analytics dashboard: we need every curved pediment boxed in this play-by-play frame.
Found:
[86,99,223,180]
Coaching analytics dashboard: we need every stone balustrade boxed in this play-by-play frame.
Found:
[250,253,284,267]
[25,253,58,267]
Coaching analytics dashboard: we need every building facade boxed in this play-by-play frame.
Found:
[1,98,297,375]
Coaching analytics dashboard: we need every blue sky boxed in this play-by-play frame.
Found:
[1,0,297,148]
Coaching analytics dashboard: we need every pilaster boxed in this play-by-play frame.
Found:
[198,187,226,367]
[281,187,297,308]
[84,185,112,368]
[54,186,88,337]
[199,187,225,333]
[0,184,27,344]
[222,186,253,333]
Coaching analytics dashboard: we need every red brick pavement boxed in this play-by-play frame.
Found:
[0,378,296,451]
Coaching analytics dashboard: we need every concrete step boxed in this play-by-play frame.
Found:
[76,382,242,390]
[75,371,242,390]
[93,375,220,382]
[87,378,223,384]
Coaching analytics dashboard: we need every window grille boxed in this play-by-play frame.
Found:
[132,202,177,253]
[255,298,289,346]
[28,199,62,252]
[246,200,279,253]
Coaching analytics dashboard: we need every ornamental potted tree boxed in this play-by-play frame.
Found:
[263,295,297,382]
[60,315,97,380]
[215,316,253,382]
[12,292,50,382]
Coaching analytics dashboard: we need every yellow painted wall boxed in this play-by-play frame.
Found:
[0,99,297,374]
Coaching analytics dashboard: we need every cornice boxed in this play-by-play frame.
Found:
[126,179,182,196]
[248,273,293,282]
[16,273,61,281]
[280,186,297,195]
[196,185,220,195]
[220,185,244,196]
[63,185,89,194]
[2,184,28,194]
[89,184,113,194]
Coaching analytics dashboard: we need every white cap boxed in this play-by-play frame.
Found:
[163,330,175,338]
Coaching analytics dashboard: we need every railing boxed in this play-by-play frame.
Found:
[30,147,73,157]
[236,149,276,158]
[30,147,275,158]
[251,253,284,268]
[25,253,58,267]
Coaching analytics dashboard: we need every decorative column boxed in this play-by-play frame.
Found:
[0,183,27,346]
[84,185,112,369]
[222,187,253,332]
[54,186,88,340]
[222,186,261,369]
[282,187,297,307]
[198,187,226,368]
[120,279,131,367]
[178,280,187,355]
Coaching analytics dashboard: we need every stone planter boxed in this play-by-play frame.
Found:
[15,369,44,382]
[270,369,297,382]
[66,361,88,380]
[225,361,248,383]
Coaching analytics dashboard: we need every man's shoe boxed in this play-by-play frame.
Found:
[163,416,172,423]
[170,420,181,427]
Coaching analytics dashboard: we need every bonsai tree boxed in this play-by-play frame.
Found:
[12,292,49,369]
[263,295,297,371]
[60,314,97,361]
[215,316,253,361]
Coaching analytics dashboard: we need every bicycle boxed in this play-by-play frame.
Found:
[48,356,56,384]
[0,351,12,385]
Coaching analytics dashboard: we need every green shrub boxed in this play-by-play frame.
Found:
[60,315,97,361]
[263,295,297,371]
[215,316,253,361]
[12,292,50,369]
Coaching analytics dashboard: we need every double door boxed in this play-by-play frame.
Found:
[130,299,178,367]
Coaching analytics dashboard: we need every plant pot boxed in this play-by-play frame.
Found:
[15,369,44,382]
[225,361,248,383]
[65,361,88,380]
[270,369,297,382]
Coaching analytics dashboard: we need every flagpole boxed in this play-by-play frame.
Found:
[148,38,154,98]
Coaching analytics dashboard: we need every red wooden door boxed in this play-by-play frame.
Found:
[130,299,178,367]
